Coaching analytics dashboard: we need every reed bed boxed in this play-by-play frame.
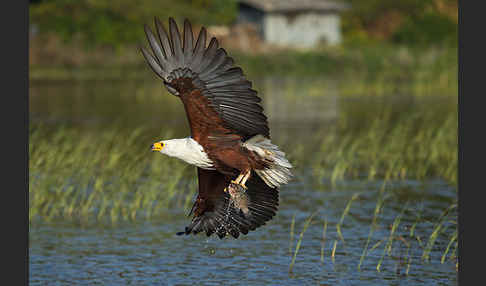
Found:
[29,100,457,274]
[287,185,457,274]
[281,103,458,272]
[29,98,457,224]
[29,124,196,225]
[304,102,458,186]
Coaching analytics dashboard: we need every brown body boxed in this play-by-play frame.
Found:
[175,81,268,177]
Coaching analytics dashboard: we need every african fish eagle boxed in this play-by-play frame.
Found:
[141,18,293,239]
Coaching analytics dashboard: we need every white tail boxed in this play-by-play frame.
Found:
[242,135,293,188]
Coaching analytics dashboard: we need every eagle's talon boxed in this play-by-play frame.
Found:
[228,182,247,192]
[227,183,250,216]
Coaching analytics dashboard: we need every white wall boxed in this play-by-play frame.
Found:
[264,12,341,47]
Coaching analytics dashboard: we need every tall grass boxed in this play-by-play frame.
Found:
[308,103,457,186]
[286,181,457,274]
[29,96,457,224]
[29,101,457,274]
[281,103,458,273]
[29,124,195,225]
[289,211,317,274]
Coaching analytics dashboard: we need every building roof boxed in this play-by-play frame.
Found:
[238,0,350,13]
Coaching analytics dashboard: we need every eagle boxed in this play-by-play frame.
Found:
[140,17,293,239]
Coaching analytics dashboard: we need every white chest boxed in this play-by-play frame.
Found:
[163,138,215,170]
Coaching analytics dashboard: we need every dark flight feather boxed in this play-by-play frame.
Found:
[169,18,184,67]
[183,19,194,63]
[141,17,270,139]
[178,169,279,239]
[155,18,174,67]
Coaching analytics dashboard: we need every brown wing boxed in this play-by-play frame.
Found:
[140,17,270,141]
[177,168,279,239]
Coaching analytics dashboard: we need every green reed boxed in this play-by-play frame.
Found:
[358,177,389,271]
[336,193,360,245]
[29,124,194,225]
[286,191,456,274]
[29,97,457,225]
[285,172,456,274]
[320,218,328,264]
[422,204,457,262]
[29,120,457,274]
[376,201,408,272]
[308,101,457,186]
[289,211,317,274]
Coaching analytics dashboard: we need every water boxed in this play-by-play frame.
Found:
[29,76,457,285]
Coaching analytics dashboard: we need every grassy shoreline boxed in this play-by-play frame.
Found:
[30,43,457,86]
[29,80,457,271]
[30,44,457,99]
[29,118,457,270]
[29,99,457,225]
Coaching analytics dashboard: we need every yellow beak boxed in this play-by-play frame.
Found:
[151,142,163,151]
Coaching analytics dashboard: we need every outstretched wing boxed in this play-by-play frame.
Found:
[178,168,279,239]
[141,17,269,140]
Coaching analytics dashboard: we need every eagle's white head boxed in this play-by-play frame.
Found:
[151,138,214,169]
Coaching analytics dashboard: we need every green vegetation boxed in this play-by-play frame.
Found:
[236,44,457,96]
[29,44,457,98]
[289,211,317,274]
[29,124,197,225]
[29,0,457,82]
[287,185,457,274]
[29,97,457,224]
[308,100,457,186]
[30,0,456,48]
[341,0,457,46]
[30,0,237,49]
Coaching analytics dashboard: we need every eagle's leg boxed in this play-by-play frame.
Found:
[231,169,251,189]
[225,169,251,193]
[238,169,251,189]
[230,173,245,186]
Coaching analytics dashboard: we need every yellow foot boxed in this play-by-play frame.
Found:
[230,180,247,190]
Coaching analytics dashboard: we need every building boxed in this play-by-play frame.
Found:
[237,0,349,48]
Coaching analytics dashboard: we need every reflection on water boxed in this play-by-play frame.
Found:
[29,77,343,132]
[29,77,457,285]
[259,77,339,123]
